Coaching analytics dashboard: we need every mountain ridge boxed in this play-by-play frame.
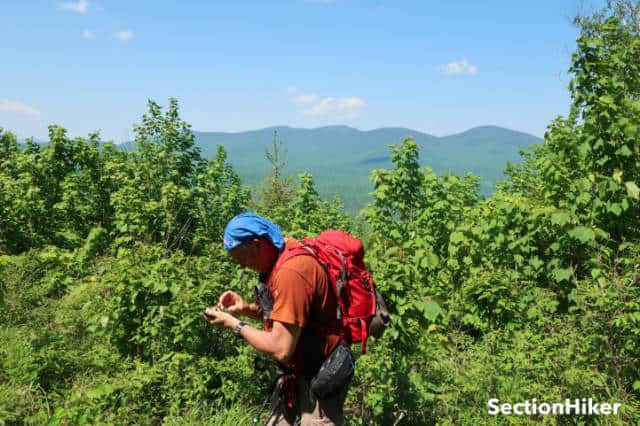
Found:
[192,124,539,140]
[192,125,542,211]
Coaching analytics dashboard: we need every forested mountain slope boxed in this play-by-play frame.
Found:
[194,125,541,210]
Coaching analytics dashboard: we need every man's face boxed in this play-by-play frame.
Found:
[228,238,273,273]
[228,240,260,271]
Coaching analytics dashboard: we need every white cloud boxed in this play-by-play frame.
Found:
[442,59,477,75]
[287,87,365,118]
[294,94,320,105]
[82,29,93,39]
[0,98,41,118]
[305,97,365,118]
[114,30,134,41]
[61,0,89,14]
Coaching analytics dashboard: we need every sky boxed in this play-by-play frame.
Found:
[1,0,607,142]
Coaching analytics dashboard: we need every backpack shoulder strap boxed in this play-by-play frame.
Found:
[269,241,342,333]
[269,242,316,283]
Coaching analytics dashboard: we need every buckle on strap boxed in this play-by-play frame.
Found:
[276,371,297,409]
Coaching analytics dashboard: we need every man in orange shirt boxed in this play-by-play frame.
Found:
[205,213,350,425]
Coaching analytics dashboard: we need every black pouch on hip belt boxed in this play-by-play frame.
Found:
[310,342,355,399]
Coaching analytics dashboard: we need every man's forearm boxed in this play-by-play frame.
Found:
[211,311,299,365]
[238,324,293,365]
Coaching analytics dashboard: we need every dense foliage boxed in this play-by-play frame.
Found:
[1,9,639,425]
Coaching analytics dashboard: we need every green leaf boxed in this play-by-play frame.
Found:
[552,268,572,282]
[625,181,639,199]
[550,211,571,226]
[615,145,632,157]
[594,227,609,239]
[598,94,614,105]
[420,252,439,270]
[87,383,115,399]
[449,231,465,244]
[613,170,623,184]
[608,203,622,216]
[153,282,169,293]
[529,257,544,270]
[422,300,443,322]
[416,300,443,322]
[99,316,109,327]
[576,192,591,205]
[568,226,595,243]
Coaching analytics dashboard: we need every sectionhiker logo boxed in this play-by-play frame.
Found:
[487,399,622,416]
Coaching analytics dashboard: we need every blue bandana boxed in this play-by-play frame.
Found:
[223,213,284,252]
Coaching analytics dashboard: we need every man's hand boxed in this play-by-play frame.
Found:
[204,307,240,330]
[218,290,260,319]
[218,290,247,313]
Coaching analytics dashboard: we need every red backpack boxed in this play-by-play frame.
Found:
[275,230,390,353]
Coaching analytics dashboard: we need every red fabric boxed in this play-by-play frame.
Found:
[266,239,342,361]
[276,230,379,354]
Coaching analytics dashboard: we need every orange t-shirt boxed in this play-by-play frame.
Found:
[267,238,342,375]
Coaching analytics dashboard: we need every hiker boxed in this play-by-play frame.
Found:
[204,212,352,425]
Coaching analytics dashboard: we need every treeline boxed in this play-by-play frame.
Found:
[1,9,640,426]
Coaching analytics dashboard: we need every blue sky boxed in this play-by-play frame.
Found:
[1,0,606,142]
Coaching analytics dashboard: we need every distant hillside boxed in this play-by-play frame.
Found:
[194,125,542,212]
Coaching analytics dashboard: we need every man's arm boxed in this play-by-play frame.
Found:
[204,309,300,365]
[239,320,301,364]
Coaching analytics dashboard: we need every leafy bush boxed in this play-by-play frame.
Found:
[1,9,639,425]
